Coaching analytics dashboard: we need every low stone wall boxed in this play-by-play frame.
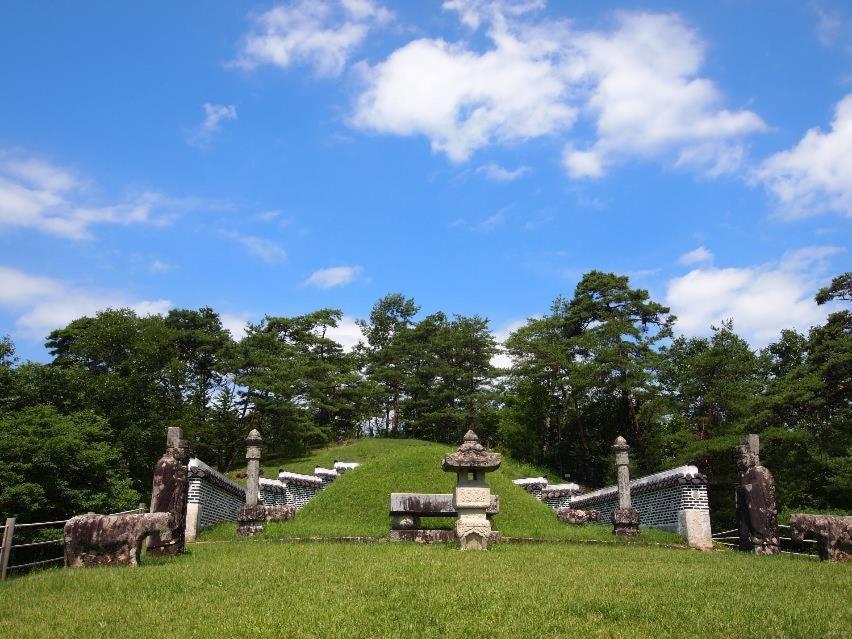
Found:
[514,465,711,535]
[186,459,245,541]
[185,459,361,540]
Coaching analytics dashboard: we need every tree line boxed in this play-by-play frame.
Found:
[1,271,849,526]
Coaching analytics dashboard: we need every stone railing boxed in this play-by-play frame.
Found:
[513,465,710,535]
[185,458,360,540]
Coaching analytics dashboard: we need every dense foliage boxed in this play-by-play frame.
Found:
[0,272,848,526]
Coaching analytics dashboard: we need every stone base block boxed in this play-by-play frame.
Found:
[387,529,502,544]
[678,509,713,550]
[612,508,640,537]
[237,504,267,537]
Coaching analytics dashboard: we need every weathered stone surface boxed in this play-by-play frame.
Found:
[391,514,421,530]
[735,436,779,555]
[612,508,641,536]
[237,504,267,536]
[556,507,599,525]
[147,434,191,557]
[678,509,713,550]
[264,505,296,523]
[389,492,499,517]
[64,512,172,568]
[790,514,852,562]
[442,430,502,472]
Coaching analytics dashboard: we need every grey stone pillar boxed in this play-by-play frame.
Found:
[245,429,262,508]
[238,428,266,536]
[611,436,640,537]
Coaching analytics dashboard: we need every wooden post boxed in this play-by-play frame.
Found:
[1,517,15,580]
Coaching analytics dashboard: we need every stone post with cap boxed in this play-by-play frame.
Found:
[237,428,267,536]
[442,430,501,550]
[611,435,640,537]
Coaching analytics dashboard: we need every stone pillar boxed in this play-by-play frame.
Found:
[147,427,191,557]
[611,436,640,537]
[735,434,779,555]
[237,428,266,536]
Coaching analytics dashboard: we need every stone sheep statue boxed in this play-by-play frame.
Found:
[64,512,173,568]
[790,514,852,562]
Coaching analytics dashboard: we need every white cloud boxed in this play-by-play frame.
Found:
[304,265,363,288]
[756,93,852,218]
[491,318,530,369]
[477,210,507,231]
[564,12,766,178]
[678,246,713,266]
[0,265,170,338]
[220,313,251,341]
[352,28,577,162]
[0,153,197,240]
[220,230,287,263]
[325,314,365,351]
[666,246,844,345]
[477,162,530,181]
[351,5,765,176]
[233,0,390,77]
[190,103,237,147]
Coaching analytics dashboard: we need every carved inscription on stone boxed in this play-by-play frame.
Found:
[454,486,491,509]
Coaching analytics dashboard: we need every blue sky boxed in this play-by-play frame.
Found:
[1,0,850,361]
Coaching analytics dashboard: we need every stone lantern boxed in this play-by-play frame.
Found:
[442,430,501,550]
[237,428,267,536]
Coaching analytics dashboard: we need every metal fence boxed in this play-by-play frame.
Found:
[0,505,147,580]
[711,524,819,558]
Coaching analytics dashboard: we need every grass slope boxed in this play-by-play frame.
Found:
[2,542,849,639]
[207,438,680,543]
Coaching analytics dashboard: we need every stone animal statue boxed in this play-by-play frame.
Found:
[790,514,852,562]
[735,440,779,555]
[64,512,173,568]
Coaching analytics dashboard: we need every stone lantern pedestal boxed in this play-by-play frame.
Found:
[442,430,501,550]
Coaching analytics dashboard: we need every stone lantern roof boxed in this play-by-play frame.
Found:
[442,430,501,472]
[245,429,263,447]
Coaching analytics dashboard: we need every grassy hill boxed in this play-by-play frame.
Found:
[2,439,849,638]
[207,438,680,543]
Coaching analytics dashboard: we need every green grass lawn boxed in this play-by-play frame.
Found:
[2,541,849,639]
[208,438,681,543]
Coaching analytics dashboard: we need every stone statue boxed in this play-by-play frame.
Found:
[147,427,191,557]
[65,512,172,568]
[735,434,779,555]
[790,514,852,562]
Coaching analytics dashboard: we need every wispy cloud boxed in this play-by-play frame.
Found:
[0,265,171,339]
[755,93,852,219]
[303,265,363,288]
[477,162,531,182]
[220,230,287,263]
[678,246,713,266]
[189,103,237,147]
[666,245,844,345]
[232,0,392,77]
